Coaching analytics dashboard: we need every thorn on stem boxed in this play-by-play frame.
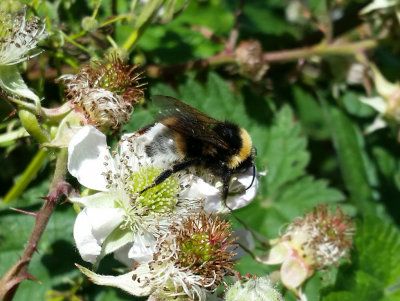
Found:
[32,243,40,254]
[26,273,40,283]
[10,207,38,217]
[4,109,17,121]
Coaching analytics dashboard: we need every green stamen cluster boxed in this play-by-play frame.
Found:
[130,166,180,213]
[180,233,216,265]
[87,58,144,103]
[174,213,236,285]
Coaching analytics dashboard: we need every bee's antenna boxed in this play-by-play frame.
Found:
[245,165,256,191]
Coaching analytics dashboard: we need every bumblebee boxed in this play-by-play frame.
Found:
[137,95,256,201]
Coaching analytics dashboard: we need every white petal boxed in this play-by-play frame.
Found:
[74,207,124,263]
[73,209,101,263]
[280,256,311,289]
[359,96,387,113]
[364,117,387,134]
[69,191,114,208]
[360,0,396,14]
[114,244,135,266]
[77,264,153,296]
[226,167,259,210]
[181,177,222,213]
[257,242,290,265]
[372,65,399,99]
[128,231,158,263]
[68,126,112,191]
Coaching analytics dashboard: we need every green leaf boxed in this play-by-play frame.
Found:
[342,91,376,118]
[242,0,299,38]
[322,292,356,301]
[356,218,400,286]
[293,86,330,139]
[261,106,309,193]
[323,217,400,300]
[322,101,376,215]
[0,127,29,147]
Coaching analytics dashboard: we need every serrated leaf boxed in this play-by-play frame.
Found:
[322,102,376,215]
[275,176,344,206]
[323,218,400,300]
[356,218,400,286]
[261,106,309,193]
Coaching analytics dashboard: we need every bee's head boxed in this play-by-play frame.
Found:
[214,122,254,170]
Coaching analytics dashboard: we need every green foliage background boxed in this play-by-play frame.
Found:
[1,0,400,300]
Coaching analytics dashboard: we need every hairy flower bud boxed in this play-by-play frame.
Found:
[59,56,145,132]
[146,212,237,300]
[81,16,99,32]
[235,40,268,81]
[263,205,354,291]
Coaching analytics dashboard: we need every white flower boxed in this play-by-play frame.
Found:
[0,10,47,107]
[77,212,237,300]
[0,10,46,66]
[259,205,354,292]
[68,125,226,265]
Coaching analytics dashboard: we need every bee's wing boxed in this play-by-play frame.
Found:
[152,95,229,149]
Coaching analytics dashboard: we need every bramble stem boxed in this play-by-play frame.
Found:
[262,39,378,62]
[146,39,378,78]
[0,148,71,301]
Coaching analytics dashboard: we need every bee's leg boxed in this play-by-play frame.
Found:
[245,165,256,190]
[221,171,233,210]
[138,159,197,194]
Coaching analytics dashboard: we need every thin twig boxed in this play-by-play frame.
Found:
[145,39,378,78]
[225,0,245,54]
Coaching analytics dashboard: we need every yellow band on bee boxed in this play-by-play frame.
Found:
[227,128,252,169]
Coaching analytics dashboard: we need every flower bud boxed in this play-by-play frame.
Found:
[59,56,145,133]
[235,40,268,81]
[81,16,99,32]
[148,212,237,300]
[263,205,354,290]
[225,275,283,301]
